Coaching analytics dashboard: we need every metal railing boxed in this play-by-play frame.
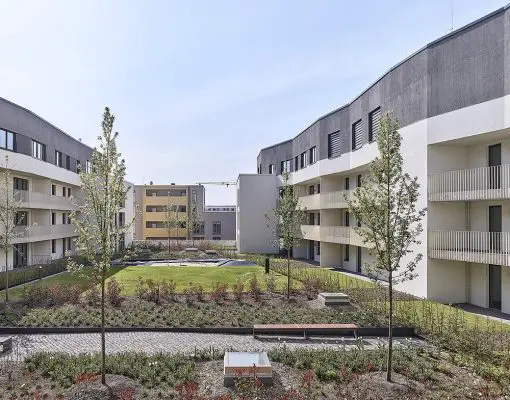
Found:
[428,164,510,201]
[428,230,510,266]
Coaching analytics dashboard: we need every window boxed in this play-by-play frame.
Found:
[76,160,81,172]
[357,217,361,228]
[352,120,363,150]
[118,212,125,227]
[55,151,63,167]
[62,213,67,224]
[308,185,315,195]
[369,107,381,142]
[32,140,46,160]
[13,243,27,268]
[86,160,92,173]
[280,161,285,174]
[268,164,274,174]
[194,222,205,235]
[258,164,261,174]
[317,212,320,226]
[212,221,221,235]
[300,152,307,169]
[67,237,72,251]
[328,131,341,158]
[13,177,28,191]
[191,190,197,203]
[357,175,362,187]
[280,160,291,174]
[309,213,315,225]
[309,147,317,164]
[317,184,320,194]
[66,155,71,170]
[316,242,320,256]
[51,184,56,196]
[52,239,56,254]
[51,212,56,225]
[0,129,15,151]
[345,211,350,226]
[294,156,299,171]
[63,187,67,197]
[15,211,28,226]
[345,177,350,190]
[67,187,72,197]
[344,245,349,261]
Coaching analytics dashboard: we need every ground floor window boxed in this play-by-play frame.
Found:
[13,243,28,268]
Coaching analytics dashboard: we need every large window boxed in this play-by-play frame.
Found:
[14,211,28,226]
[309,147,317,164]
[55,150,63,167]
[280,159,291,174]
[352,120,363,150]
[369,107,381,142]
[0,129,15,151]
[300,152,307,169]
[86,160,92,173]
[76,160,82,173]
[294,156,299,171]
[328,131,341,158]
[268,164,274,174]
[213,221,221,235]
[32,140,46,160]
[66,155,71,170]
[13,243,28,268]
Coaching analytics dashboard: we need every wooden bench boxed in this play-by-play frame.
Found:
[253,323,359,339]
[0,336,13,354]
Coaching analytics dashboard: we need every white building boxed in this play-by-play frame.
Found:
[0,97,134,271]
[237,4,510,313]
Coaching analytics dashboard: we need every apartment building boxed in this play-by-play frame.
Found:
[0,97,134,271]
[237,4,510,313]
[134,184,235,241]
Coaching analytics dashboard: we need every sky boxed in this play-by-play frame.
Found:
[0,0,508,204]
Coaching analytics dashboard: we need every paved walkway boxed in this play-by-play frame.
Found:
[0,332,422,360]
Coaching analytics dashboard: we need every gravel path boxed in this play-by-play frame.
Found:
[0,332,422,360]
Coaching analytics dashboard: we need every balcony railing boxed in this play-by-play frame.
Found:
[320,226,350,244]
[320,190,352,209]
[428,165,510,201]
[297,194,320,210]
[13,224,77,241]
[428,230,510,266]
[14,190,79,210]
[301,225,320,241]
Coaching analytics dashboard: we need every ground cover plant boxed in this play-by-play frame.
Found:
[1,345,507,399]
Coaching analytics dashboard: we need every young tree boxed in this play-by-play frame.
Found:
[187,202,202,246]
[266,172,307,299]
[0,155,24,303]
[68,107,131,385]
[163,201,186,252]
[347,114,425,382]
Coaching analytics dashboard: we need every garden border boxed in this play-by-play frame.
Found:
[0,326,415,337]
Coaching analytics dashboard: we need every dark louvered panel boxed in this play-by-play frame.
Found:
[369,107,381,142]
[352,120,363,150]
[328,131,342,158]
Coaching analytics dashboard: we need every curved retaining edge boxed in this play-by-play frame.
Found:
[0,326,414,337]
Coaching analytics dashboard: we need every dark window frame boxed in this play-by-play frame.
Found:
[369,107,381,143]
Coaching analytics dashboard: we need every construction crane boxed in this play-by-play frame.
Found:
[196,181,236,187]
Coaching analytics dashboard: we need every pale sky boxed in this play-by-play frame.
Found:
[0,0,507,204]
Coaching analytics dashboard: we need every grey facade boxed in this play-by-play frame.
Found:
[0,97,94,172]
[257,5,510,174]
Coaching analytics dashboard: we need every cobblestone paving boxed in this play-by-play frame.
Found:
[0,332,423,360]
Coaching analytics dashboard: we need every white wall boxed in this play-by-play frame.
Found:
[320,242,342,268]
[470,263,488,308]
[237,174,279,254]
[427,259,467,303]
[501,268,510,314]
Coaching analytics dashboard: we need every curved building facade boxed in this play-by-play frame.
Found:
[0,97,133,271]
[238,4,510,313]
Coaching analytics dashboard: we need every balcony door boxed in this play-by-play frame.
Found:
[488,144,501,190]
[489,264,502,310]
[356,246,362,273]
[489,205,502,252]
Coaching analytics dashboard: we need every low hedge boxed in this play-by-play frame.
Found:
[0,260,67,290]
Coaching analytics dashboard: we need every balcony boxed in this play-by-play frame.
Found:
[428,230,510,266]
[297,194,320,210]
[428,165,510,201]
[301,225,320,241]
[320,190,352,209]
[15,190,79,210]
[13,224,77,243]
[144,196,187,206]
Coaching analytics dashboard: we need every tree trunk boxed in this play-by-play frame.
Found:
[101,264,106,385]
[386,271,393,382]
[287,251,290,300]
[168,235,170,254]
[4,251,8,303]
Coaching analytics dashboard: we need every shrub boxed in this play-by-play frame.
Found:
[106,278,123,307]
[20,285,51,307]
[249,273,261,301]
[161,280,176,302]
[232,278,244,301]
[302,277,323,300]
[183,284,194,305]
[192,284,205,302]
[210,282,228,303]
[266,274,277,294]
[84,285,101,306]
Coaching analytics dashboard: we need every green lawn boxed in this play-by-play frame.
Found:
[5,266,294,300]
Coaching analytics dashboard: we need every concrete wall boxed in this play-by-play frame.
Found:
[237,174,278,254]
[427,259,467,303]
[202,211,236,240]
[470,263,488,308]
[320,242,342,268]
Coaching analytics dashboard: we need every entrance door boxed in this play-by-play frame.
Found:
[356,246,362,273]
[488,144,501,189]
[489,205,502,252]
[489,264,502,310]
[308,241,314,260]
[13,243,28,268]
